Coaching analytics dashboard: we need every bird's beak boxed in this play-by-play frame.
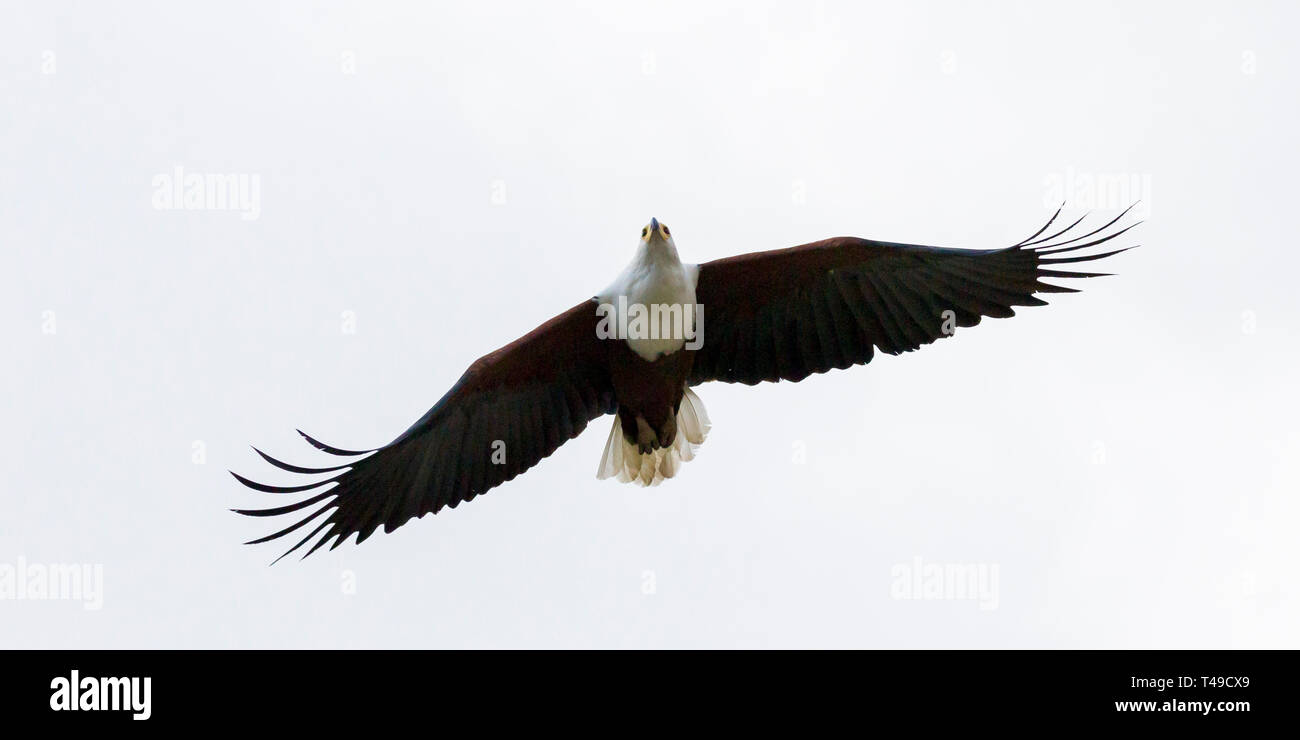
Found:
[649,217,660,233]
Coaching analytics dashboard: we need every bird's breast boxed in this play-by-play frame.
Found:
[600,264,698,362]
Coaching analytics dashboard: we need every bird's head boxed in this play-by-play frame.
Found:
[640,217,674,247]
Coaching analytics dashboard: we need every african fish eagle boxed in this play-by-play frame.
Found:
[234,204,1137,561]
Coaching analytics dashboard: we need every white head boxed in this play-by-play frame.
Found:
[639,217,676,251]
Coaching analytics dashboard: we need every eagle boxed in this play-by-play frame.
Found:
[234,204,1137,562]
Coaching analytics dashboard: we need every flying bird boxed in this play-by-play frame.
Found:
[234,204,1138,561]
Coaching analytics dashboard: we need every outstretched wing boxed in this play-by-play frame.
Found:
[689,205,1138,385]
[233,299,615,562]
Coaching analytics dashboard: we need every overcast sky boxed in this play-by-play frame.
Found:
[2,0,1297,648]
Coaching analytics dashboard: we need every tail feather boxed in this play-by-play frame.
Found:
[597,387,710,487]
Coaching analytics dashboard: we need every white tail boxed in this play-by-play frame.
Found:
[596,387,711,487]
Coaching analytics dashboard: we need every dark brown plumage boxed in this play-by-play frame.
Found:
[690,205,1136,384]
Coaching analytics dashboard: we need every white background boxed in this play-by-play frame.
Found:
[2,1,1296,648]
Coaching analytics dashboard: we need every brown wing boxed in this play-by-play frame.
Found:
[233,299,615,562]
[689,205,1139,386]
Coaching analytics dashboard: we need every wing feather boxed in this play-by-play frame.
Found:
[233,299,615,560]
[690,207,1138,385]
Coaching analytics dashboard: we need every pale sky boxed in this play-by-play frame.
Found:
[2,0,1297,648]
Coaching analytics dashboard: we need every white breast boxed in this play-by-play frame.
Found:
[598,244,699,362]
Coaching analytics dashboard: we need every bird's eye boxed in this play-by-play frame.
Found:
[662,226,670,236]
[641,227,648,238]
